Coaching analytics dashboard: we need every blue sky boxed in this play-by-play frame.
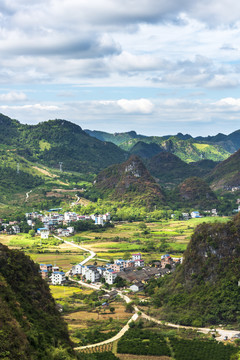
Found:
[1,0,240,136]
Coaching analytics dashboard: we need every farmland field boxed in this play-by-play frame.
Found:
[0,216,230,268]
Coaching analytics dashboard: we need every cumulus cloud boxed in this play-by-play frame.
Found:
[1,1,240,136]
[215,97,240,109]
[0,32,121,59]
[4,0,240,29]
[117,98,154,114]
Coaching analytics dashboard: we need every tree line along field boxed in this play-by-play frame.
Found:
[116,328,238,360]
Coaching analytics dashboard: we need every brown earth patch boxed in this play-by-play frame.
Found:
[33,166,58,177]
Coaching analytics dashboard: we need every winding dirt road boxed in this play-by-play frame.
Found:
[58,237,240,348]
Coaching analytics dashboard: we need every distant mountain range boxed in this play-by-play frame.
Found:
[85,128,240,163]
[0,112,240,215]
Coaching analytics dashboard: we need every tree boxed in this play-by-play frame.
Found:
[110,307,115,314]
[125,302,134,313]
[139,223,147,231]
[29,229,35,237]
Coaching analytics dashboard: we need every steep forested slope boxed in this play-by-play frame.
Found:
[207,148,240,190]
[94,155,165,207]
[0,243,74,359]
[147,152,202,185]
[152,214,240,327]
[0,114,126,173]
[129,141,163,159]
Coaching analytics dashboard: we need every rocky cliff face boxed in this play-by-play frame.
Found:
[181,216,240,282]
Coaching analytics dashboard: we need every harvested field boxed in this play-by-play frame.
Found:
[64,302,130,329]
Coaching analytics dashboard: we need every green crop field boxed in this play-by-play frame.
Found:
[50,285,83,299]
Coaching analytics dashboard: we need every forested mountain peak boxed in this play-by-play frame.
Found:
[95,155,165,207]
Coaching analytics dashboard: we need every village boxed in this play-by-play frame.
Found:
[0,206,223,235]
[39,251,181,293]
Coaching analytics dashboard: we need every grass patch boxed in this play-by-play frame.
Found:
[50,285,82,299]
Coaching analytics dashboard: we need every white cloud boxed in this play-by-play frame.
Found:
[0,91,27,102]
[1,1,240,136]
[117,98,154,114]
[0,104,59,110]
[206,75,239,89]
[215,97,240,109]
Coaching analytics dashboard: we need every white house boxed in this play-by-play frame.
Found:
[104,269,118,285]
[57,228,70,237]
[67,226,74,234]
[37,228,49,239]
[72,263,83,275]
[64,212,77,222]
[51,271,66,285]
[95,215,104,226]
[211,209,218,216]
[12,225,20,234]
[103,213,111,221]
[129,282,144,292]
[97,266,106,275]
[132,253,142,261]
[191,211,200,218]
[85,267,100,283]
[134,259,145,267]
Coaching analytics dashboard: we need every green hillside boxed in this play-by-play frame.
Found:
[129,141,163,159]
[207,148,240,190]
[0,113,126,173]
[0,243,74,359]
[146,152,203,186]
[94,155,165,207]
[84,129,144,146]
[150,214,240,327]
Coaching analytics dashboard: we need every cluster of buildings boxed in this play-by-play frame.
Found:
[37,251,180,291]
[39,263,66,285]
[26,211,110,229]
[72,253,145,285]
[25,210,111,238]
[179,209,218,220]
[0,221,20,234]
[71,253,179,291]
[72,253,144,285]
